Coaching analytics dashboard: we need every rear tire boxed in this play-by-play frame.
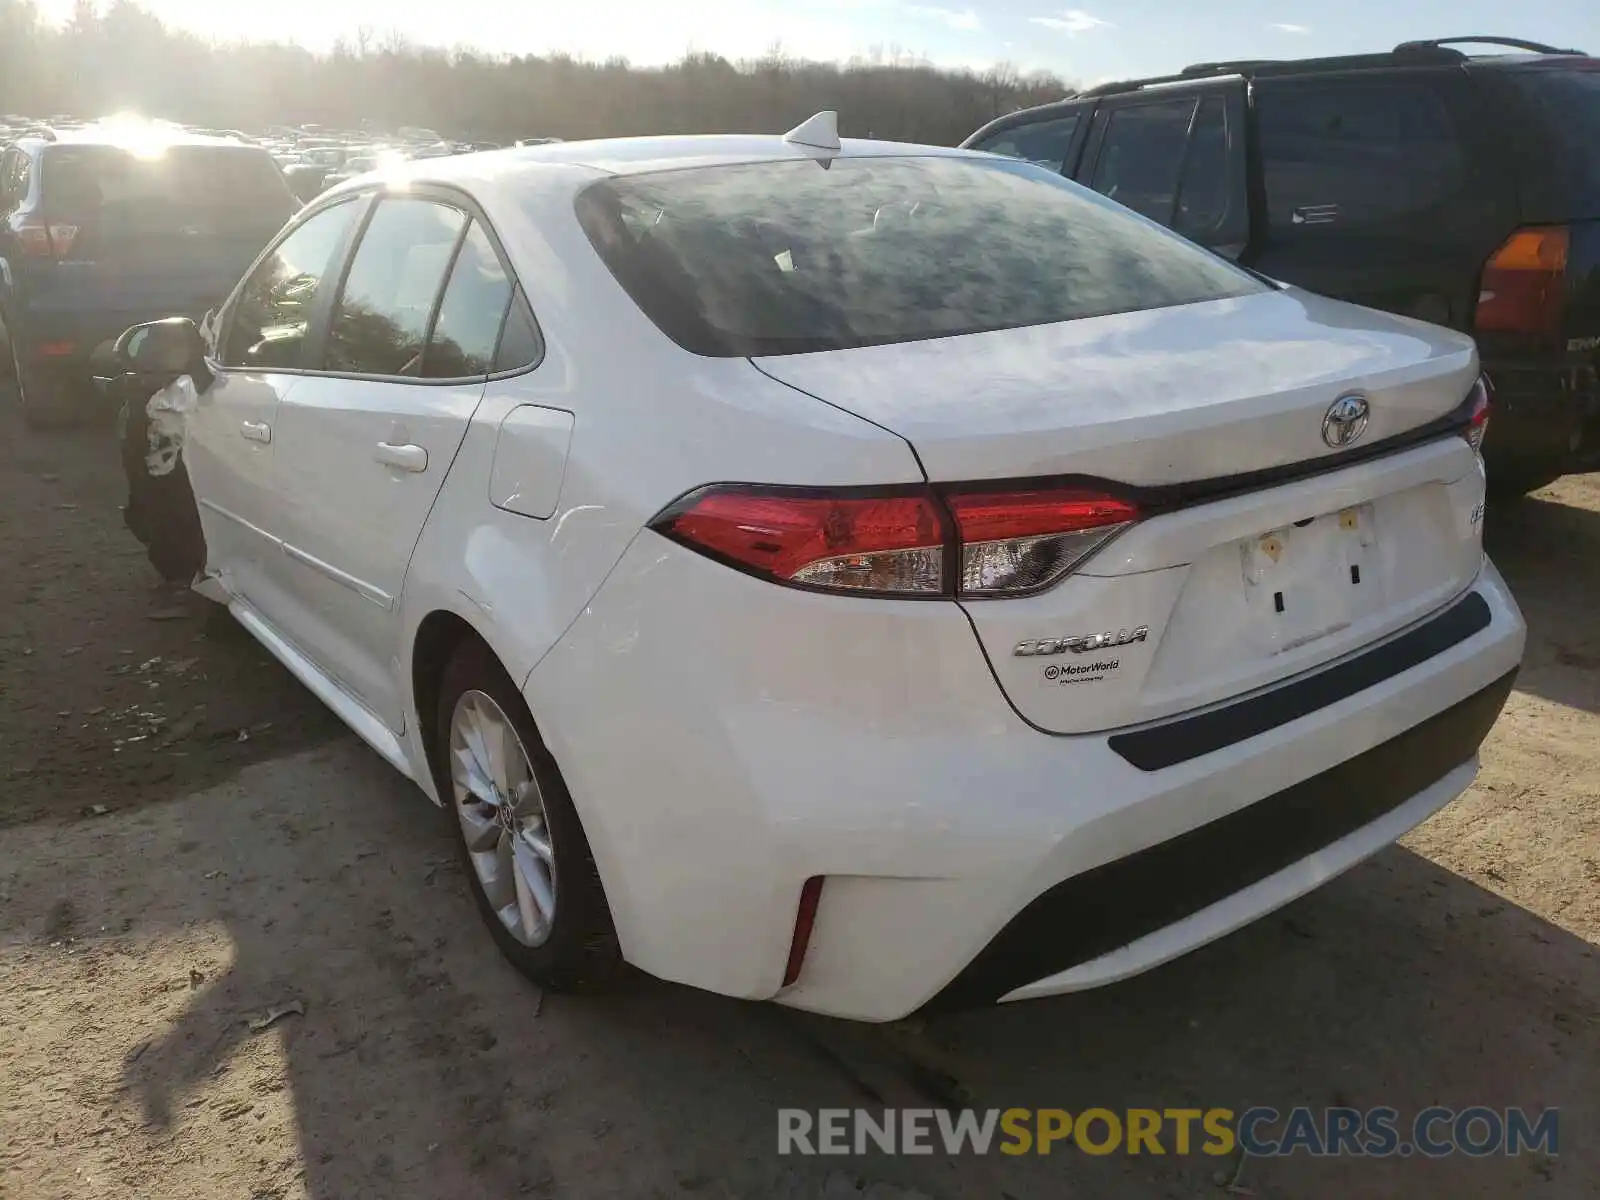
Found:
[433,640,624,993]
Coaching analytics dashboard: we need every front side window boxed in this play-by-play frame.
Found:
[573,155,1264,357]
[1257,80,1465,231]
[971,115,1081,174]
[423,221,514,378]
[325,198,466,376]
[221,199,363,370]
[1088,98,1197,224]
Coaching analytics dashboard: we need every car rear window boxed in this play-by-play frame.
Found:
[1502,65,1600,205]
[573,155,1266,357]
[40,144,295,230]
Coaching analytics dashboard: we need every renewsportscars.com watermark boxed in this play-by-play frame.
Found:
[777,1106,1560,1159]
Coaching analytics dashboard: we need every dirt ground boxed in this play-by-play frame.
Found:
[1,394,1597,1200]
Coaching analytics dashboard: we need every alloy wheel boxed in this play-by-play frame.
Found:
[448,689,558,948]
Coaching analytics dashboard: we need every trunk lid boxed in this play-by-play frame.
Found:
[754,288,1489,734]
[751,287,1478,484]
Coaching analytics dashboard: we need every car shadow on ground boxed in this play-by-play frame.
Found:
[0,738,1589,1200]
[1487,481,1600,716]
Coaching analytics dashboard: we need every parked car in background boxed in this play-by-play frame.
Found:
[965,36,1600,494]
[108,123,1522,1021]
[281,161,329,205]
[0,124,297,425]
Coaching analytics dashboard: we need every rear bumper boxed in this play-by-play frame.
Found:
[931,667,1515,1010]
[527,533,1525,1022]
[1483,356,1600,475]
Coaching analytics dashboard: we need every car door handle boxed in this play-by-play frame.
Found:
[375,441,428,473]
[240,420,272,444]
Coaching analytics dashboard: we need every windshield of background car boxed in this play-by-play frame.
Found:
[573,155,1267,356]
[40,144,295,231]
[1502,64,1600,205]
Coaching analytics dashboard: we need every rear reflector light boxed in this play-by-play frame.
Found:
[1463,375,1491,454]
[1476,226,1568,339]
[652,482,1138,598]
[37,341,76,358]
[945,489,1139,596]
[783,876,825,987]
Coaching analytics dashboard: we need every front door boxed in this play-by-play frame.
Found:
[267,199,515,732]
[188,197,366,604]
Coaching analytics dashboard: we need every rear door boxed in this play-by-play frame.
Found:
[1247,69,1516,326]
[1080,83,1250,257]
[267,194,515,733]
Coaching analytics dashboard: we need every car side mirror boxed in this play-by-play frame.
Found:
[115,318,213,389]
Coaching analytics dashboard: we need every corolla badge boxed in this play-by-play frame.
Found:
[1014,626,1149,657]
[1322,394,1371,449]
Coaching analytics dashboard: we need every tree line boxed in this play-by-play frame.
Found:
[0,1,1072,146]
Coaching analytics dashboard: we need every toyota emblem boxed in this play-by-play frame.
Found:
[1322,394,1370,449]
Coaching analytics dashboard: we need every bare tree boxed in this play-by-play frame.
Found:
[3,1,1073,145]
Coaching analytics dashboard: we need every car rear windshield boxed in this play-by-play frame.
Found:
[573,155,1265,356]
[1503,64,1600,204]
[40,144,295,230]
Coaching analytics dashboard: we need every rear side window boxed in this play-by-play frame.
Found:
[494,293,544,372]
[1257,80,1465,231]
[1172,96,1242,243]
[40,145,296,229]
[573,156,1263,357]
[1499,66,1600,204]
[326,198,467,376]
[970,114,1081,173]
[221,200,363,370]
[423,221,515,378]
[1088,99,1196,224]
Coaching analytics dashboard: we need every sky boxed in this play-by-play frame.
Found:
[32,0,1600,83]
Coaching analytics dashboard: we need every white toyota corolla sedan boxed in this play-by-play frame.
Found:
[115,115,1525,1022]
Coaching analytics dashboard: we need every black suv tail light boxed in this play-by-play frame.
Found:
[1476,226,1568,340]
[15,216,80,259]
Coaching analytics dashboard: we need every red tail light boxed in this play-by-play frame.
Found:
[652,482,1138,598]
[1476,226,1568,339]
[945,488,1139,596]
[654,487,948,595]
[15,218,80,259]
[1463,374,1491,454]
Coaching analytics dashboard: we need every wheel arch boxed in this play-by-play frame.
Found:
[410,608,494,803]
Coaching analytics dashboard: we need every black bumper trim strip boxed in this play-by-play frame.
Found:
[1109,591,1492,772]
[924,669,1516,1013]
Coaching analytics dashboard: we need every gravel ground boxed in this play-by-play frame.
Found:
[1,396,1596,1199]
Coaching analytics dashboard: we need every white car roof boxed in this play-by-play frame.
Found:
[320,133,979,203]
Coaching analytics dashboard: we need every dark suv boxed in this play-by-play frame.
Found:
[964,37,1600,494]
[0,126,296,426]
